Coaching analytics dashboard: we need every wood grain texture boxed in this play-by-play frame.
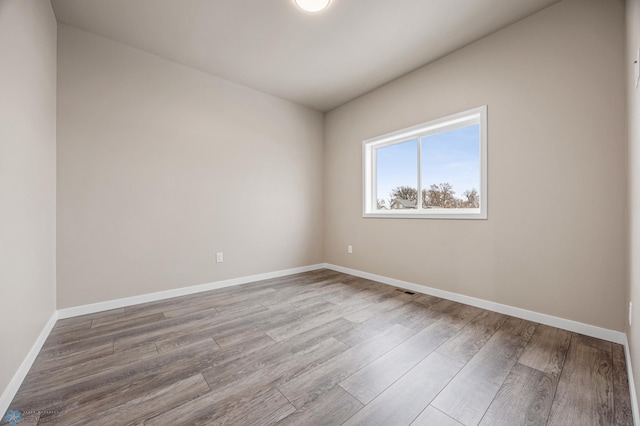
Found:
[479,363,556,426]
[388,301,443,331]
[227,389,295,426]
[436,310,507,363]
[573,332,613,353]
[344,293,411,323]
[278,324,416,409]
[20,342,159,391]
[430,299,484,329]
[265,299,371,342]
[547,337,614,426]
[342,352,463,426]
[499,316,538,340]
[145,338,346,424]
[411,406,464,426]
[432,330,531,425]
[65,374,210,425]
[145,386,294,426]
[4,270,631,425]
[517,324,571,377]
[612,343,633,425]
[276,386,363,426]
[339,318,458,404]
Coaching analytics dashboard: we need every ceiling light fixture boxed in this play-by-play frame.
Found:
[295,0,330,13]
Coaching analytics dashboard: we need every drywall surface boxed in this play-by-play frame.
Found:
[57,26,324,307]
[627,0,640,414]
[0,0,57,401]
[324,0,626,330]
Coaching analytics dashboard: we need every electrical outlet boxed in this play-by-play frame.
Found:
[630,301,633,327]
[216,252,224,263]
[635,48,640,89]
[347,245,353,254]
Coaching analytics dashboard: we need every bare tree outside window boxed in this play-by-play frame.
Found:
[388,183,479,210]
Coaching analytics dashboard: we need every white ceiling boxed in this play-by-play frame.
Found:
[51,0,561,112]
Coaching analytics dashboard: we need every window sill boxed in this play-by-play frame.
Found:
[363,208,486,220]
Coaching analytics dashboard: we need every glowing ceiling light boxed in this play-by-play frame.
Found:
[294,0,330,13]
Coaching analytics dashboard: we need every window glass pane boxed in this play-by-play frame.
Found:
[376,139,418,210]
[421,125,480,209]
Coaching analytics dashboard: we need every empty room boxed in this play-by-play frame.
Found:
[2,0,640,424]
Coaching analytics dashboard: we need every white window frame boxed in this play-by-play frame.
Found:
[363,106,487,219]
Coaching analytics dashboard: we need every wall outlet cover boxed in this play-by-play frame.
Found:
[635,48,639,89]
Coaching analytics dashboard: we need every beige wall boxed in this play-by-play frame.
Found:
[324,0,627,331]
[627,0,640,413]
[0,0,57,399]
[1,0,633,410]
[56,26,324,308]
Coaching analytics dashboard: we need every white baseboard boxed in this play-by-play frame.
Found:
[0,311,58,418]
[624,334,640,426]
[4,263,636,423]
[1,265,325,417]
[57,264,325,319]
[323,263,626,345]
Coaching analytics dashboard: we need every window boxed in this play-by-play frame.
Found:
[363,106,487,219]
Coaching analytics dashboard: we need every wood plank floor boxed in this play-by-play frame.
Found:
[4,269,634,425]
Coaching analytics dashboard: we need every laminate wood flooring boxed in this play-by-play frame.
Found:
[4,269,633,425]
